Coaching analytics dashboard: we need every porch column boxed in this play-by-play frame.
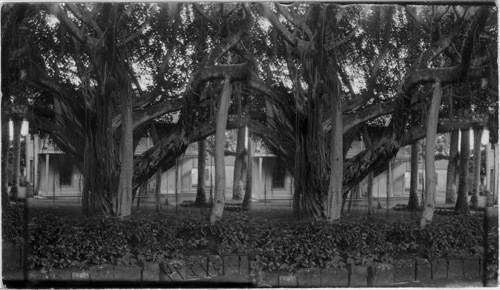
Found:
[26,133,31,181]
[45,154,50,194]
[33,135,38,190]
[486,142,491,192]
[495,143,499,203]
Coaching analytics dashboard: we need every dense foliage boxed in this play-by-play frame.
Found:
[486,226,499,281]
[27,211,485,271]
[2,203,24,245]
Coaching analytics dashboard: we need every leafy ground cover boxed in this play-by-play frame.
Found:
[20,203,487,273]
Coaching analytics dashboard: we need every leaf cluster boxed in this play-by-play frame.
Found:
[26,210,485,272]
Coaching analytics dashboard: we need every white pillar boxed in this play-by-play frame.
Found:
[45,154,50,194]
[26,133,31,181]
[486,142,492,192]
[495,143,499,203]
[33,135,38,190]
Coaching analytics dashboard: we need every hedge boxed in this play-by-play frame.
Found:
[25,211,487,272]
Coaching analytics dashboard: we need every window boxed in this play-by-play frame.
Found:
[59,155,73,186]
[272,159,286,189]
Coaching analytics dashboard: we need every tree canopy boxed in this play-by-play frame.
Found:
[2,3,497,217]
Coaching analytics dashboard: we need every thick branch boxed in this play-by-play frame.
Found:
[275,4,313,39]
[66,3,104,37]
[46,3,98,46]
[193,4,219,29]
[258,3,311,51]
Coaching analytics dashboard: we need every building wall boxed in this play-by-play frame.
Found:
[37,154,81,197]
[251,157,292,200]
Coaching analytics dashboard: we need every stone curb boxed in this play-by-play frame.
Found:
[21,256,483,287]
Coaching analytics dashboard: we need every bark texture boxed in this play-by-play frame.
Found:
[408,141,420,210]
[232,84,245,200]
[150,123,163,212]
[471,128,482,209]
[420,82,443,228]
[325,85,343,223]
[195,138,207,206]
[117,88,133,219]
[2,114,10,205]
[455,128,470,214]
[445,131,459,203]
[210,79,232,225]
[242,130,252,209]
[362,127,374,215]
[10,118,22,199]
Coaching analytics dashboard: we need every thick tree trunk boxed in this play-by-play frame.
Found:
[210,79,232,225]
[195,138,207,206]
[387,159,393,215]
[408,141,420,210]
[366,173,374,215]
[362,127,374,215]
[455,128,470,214]
[154,171,162,211]
[150,123,163,211]
[420,82,442,228]
[445,131,459,203]
[325,89,343,223]
[233,128,245,200]
[471,128,482,209]
[10,118,22,199]
[232,84,245,200]
[232,128,245,200]
[117,89,133,219]
[485,142,491,192]
[2,115,10,206]
[242,129,252,210]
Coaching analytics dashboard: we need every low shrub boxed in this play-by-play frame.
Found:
[2,203,25,246]
[27,211,486,272]
[486,227,499,281]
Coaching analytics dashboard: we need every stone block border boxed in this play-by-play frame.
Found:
[8,255,484,287]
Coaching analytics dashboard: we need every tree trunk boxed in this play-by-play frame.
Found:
[150,123,163,211]
[387,159,393,215]
[10,118,22,199]
[242,129,252,209]
[408,141,420,210]
[362,127,374,215]
[420,82,443,228]
[366,173,374,215]
[455,128,470,214]
[232,129,245,200]
[210,79,232,225]
[2,114,10,206]
[232,84,245,200]
[117,88,133,219]
[325,87,343,223]
[471,128,482,209]
[445,131,459,203]
[195,138,207,207]
[485,142,491,192]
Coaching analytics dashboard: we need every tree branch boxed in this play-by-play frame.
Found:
[275,3,313,40]
[193,4,219,29]
[66,3,104,37]
[46,3,98,46]
[257,3,311,52]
